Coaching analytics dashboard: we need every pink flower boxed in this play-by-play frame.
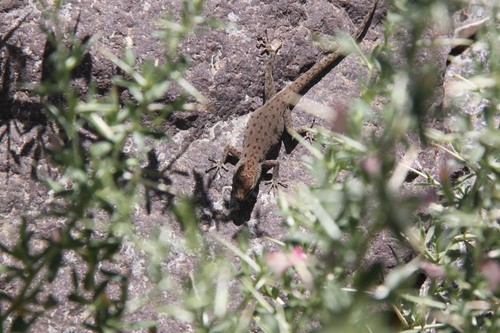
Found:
[266,246,313,289]
[480,260,500,292]
[420,261,445,279]
[362,155,381,175]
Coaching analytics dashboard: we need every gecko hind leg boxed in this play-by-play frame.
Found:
[298,119,317,142]
[283,106,316,140]
[282,107,316,154]
[257,30,282,102]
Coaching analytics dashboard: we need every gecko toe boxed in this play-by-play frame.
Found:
[206,157,228,174]
[265,179,288,195]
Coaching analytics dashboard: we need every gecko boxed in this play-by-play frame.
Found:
[207,0,379,207]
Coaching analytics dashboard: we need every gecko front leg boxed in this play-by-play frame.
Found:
[262,159,288,194]
[206,145,241,175]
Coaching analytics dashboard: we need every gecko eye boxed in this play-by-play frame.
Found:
[232,163,258,201]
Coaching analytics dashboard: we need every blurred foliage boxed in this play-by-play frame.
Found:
[0,0,499,332]
[1,0,210,331]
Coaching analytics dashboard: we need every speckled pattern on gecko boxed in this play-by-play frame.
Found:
[207,0,379,207]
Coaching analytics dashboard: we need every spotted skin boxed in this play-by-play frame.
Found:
[210,0,379,205]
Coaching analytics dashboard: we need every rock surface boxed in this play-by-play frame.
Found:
[1,0,490,330]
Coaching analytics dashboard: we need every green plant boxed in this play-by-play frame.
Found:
[1,0,498,332]
[165,1,499,332]
[0,0,210,331]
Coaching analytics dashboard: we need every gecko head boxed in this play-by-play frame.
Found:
[231,162,261,203]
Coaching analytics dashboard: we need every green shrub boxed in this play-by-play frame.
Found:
[0,0,498,332]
